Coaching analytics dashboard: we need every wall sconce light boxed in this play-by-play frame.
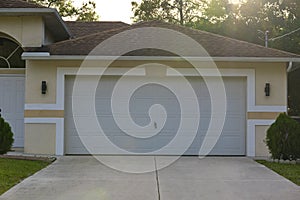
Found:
[41,81,47,94]
[265,83,270,96]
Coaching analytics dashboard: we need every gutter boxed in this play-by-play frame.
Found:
[0,8,54,13]
[287,61,293,72]
[22,53,300,63]
[287,62,300,73]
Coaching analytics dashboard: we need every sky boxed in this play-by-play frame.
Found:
[73,0,241,24]
[73,0,142,24]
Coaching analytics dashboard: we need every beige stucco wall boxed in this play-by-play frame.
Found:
[24,124,56,155]
[213,61,287,106]
[24,60,287,155]
[26,61,59,104]
[25,60,287,107]
[0,16,44,47]
[255,125,271,157]
[255,64,287,106]
[25,60,82,104]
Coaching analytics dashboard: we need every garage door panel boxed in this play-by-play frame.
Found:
[65,117,100,132]
[65,76,246,155]
[66,147,90,154]
[188,136,244,155]
[66,98,95,116]
[129,98,179,112]
[0,76,25,147]
[227,100,245,113]
[110,136,170,149]
[222,117,245,131]
[98,116,207,132]
[65,130,97,137]
[95,99,114,113]
[16,93,25,111]
[132,85,168,97]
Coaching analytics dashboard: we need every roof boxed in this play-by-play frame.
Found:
[65,21,130,38]
[0,0,45,8]
[27,20,300,58]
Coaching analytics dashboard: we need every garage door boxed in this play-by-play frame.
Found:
[0,75,25,147]
[65,76,246,155]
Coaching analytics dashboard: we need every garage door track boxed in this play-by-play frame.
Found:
[1,157,299,200]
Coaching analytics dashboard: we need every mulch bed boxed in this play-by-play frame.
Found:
[0,155,56,163]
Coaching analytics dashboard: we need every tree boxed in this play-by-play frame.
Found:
[76,1,99,21]
[237,0,300,53]
[132,0,300,54]
[132,0,205,25]
[30,0,99,21]
[266,113,300,160]
[0,116,14,154]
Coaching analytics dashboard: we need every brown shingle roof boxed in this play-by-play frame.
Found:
[31,20,300,58]
[0,0,45,8]
[65,21,130,38]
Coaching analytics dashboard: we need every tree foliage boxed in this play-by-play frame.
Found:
[266,113,300,160]
[237,0,300,53]
[31,0,99,21]
[75,1,99,21]
[0,116,14,154]
[132,0,205,25]
[288,68,300,116]
[132,0,300,54]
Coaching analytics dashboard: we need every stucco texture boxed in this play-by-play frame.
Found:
[0,16,44,47]
[24,123,56,155]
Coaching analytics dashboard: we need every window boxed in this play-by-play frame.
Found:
[0,37,25,68]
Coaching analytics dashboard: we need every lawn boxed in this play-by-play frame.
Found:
[256,160,300,186]
[0,158,50,195]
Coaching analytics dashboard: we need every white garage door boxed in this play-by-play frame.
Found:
[65,75,246,155]
[0,75,25,147]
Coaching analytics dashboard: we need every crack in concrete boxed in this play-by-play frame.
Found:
[154,156,161,200]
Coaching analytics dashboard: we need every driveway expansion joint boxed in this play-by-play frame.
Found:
[154,156,161,200]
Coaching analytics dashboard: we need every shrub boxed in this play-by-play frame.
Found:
[266,113,300,160]
[0,116,14,154]
[288,68,300,116]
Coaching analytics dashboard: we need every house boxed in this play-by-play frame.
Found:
[1,0,300,156]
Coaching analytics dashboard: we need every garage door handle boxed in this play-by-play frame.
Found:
[154,122,157,129]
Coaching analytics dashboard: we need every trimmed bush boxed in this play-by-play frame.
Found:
[266,113,300,160]
[0,116,14,154]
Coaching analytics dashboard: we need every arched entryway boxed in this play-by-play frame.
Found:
[0,35,25,148]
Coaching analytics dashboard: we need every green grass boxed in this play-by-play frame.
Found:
[256,160,300,186]
[0,158,50,195]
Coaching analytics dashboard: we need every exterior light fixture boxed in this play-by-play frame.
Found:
[41,81,47,94]
[265,83,270,96]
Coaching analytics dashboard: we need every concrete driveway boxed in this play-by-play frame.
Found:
[1,157,299,200]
